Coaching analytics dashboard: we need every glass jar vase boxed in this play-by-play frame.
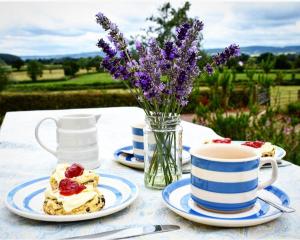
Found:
[144,114,183,189]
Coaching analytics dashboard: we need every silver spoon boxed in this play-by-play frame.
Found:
[258,196,295,213]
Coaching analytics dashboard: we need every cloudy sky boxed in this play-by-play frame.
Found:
[0,0,300,56]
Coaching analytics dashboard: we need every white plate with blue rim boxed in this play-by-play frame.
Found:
[114,145,191,170]
[5,173,138,222]
[162,178,290,227]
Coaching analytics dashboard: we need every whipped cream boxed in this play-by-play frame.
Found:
[260,142,275,155]
[45,184,97,212]
[51,164,95,184]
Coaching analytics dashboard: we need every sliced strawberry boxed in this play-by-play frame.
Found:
[59,178,86,196]
[212,138,232,143]
[65,163,84,178]
[242,140,264,148]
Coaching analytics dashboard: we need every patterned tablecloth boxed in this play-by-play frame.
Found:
[0,107,299,239]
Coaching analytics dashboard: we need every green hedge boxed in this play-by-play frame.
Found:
[0,89,249,122]
[0,90,137,117]
[287,101,300,117]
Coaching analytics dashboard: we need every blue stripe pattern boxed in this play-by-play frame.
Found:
[132,126,144,161]
[134,154,144,161]
[191,176,258,194]
[192,156,259,172]
[23,188,46,212]
[132,128,143,136]
[191,194,257,212]
[133,141,144,149]
[182,194,268,220]
[191,154,260,212]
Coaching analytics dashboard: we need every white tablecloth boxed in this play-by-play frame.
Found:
[0,107,299,239]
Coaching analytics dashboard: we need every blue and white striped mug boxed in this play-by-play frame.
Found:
[131,122,145,161]
[190,144,278,213]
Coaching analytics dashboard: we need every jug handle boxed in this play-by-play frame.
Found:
[35,117,57,156]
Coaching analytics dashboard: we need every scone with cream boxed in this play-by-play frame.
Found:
[43,163,105,215]
[242,140,276,157]
[50,163,99,190]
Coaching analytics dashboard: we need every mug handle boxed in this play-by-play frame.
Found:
[257,157,278,190]
[35,117,57,156]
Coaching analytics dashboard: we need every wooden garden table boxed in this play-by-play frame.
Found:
[0,107,299,239]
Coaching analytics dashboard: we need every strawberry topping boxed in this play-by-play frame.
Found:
[212,138,232,144]
[65,163,84,178]
[59,178,86,196]
[242,140,264,148]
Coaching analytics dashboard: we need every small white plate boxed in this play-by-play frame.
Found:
[162,178,290,227]
[5,173,138,222]
[114,146,191,170]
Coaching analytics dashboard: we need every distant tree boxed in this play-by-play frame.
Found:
[27,60,43,81]
[11,58,24,71]
[90,56,103,72]
[226,58,244,73]
[130,1,195,47]
[0,59,10,91]
[63,60,80,78]
[239,53,250,63]
[257,52,274,64]
[147,1,193,46]
[274,54,292,69]
[78,58,91,72]
[295,55,300,69]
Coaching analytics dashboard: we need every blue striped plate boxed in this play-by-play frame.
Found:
[114,145,191,169]
[5,173,138,222]
[162,178,290,227]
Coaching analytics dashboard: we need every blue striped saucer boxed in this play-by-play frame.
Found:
[114,145,191,169]
[5,173,138,222]
[162,178,290,227]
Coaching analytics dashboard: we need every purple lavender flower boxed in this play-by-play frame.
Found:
[204,63,214,75]
[163,42,179,61]
[95,13,111,31]
[187,51,196,66]
[97,39,116,58]
[134,72,152,90]
[96,12,127,51]
[213,44,240,66]
[177,71,187,84]
[96,13,239,110]
[193,19,204,32]
[176,23,191,46]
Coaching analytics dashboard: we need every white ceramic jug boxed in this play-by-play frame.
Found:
[35,114,101,169]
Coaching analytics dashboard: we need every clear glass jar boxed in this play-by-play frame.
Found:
[144,114,183,189]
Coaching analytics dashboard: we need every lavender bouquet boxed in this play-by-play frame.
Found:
[96,13,240,188]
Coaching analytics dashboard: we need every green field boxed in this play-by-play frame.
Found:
[10,68,96,81]
[6,72,122,92]
[271,86,300,108]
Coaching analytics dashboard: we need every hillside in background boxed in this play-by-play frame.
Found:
[1,45,299,61]
[206,46,300,56]
[0,53,23,64]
